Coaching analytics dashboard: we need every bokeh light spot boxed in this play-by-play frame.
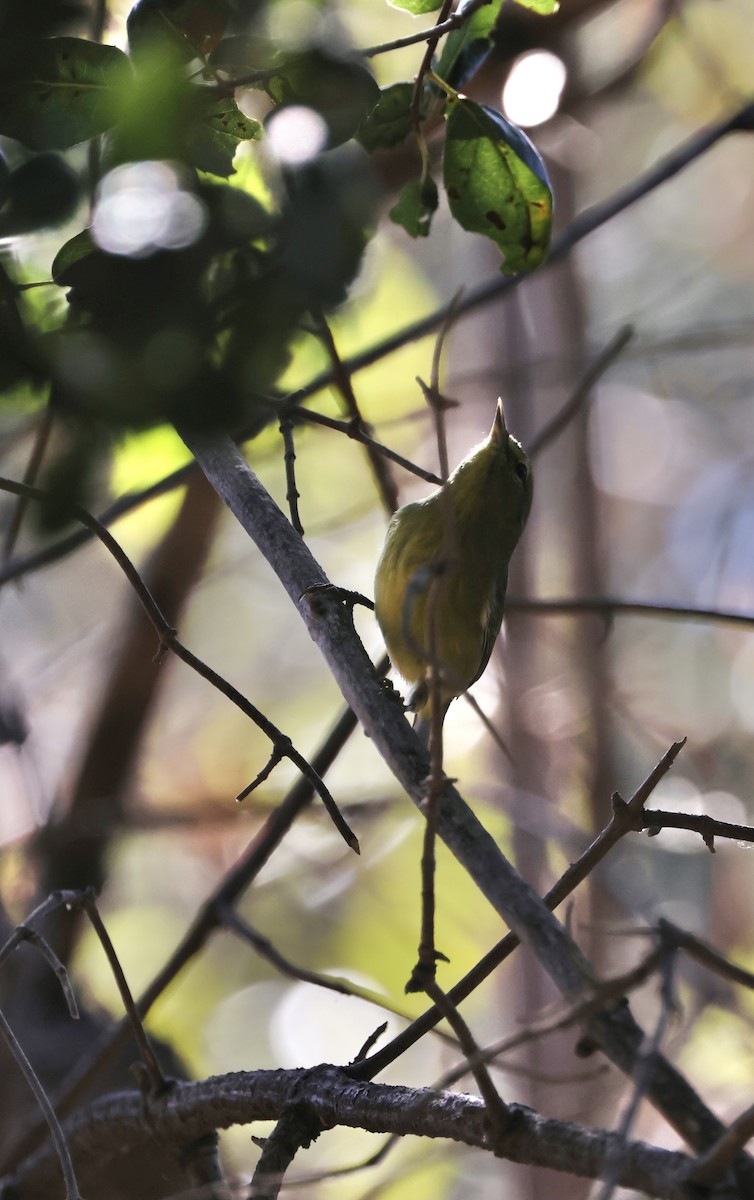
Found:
[503,50,567,128]
[266,106,328,166]
[93,162,207,258]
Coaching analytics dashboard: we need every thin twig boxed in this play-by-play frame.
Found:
[461,691,515,763]
[13,927,79,1019]
[592,952,678,1200]
[689,1100,754,1186]
[0,475,359,855]
[237,747,285,801]
[279,417,304,535]
[404,314,462,990]
[0,892,74,969]
[356,740,687,1077]
[657,920,754,991]
[528,325,635,458]
[405,682,448,993]
[76,889,169,1095]
[439,942,668,1090]
[5,700,366,1173]
[222,906,414,1020]
[0,460,195,589]
[410,0,455,134]
[278,400,441,485]
[504,595,754,630]
[0,1004,83,1200]
[2,398,55,564]
[362,0,494,62]
[424,978,510,1152]
[313,313,399,515]
[0,891,81,1017]
[353,1023,388,1062]
[642,807,754,851]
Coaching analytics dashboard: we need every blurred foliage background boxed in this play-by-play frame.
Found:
[1,0,754,1197]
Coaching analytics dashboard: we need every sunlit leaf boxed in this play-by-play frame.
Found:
[387,0,443,12]
[443,97,552,274]
[189,96,262,177]
[513,0,559,13]
[0,37,131,150]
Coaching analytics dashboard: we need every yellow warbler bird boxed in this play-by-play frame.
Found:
[374,400,532,732]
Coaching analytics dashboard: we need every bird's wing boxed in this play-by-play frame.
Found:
[469,566,508,689]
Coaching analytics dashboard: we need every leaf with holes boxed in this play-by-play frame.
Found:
[0,38,131,150]
[189,96,262,177]
[443,97,552,274]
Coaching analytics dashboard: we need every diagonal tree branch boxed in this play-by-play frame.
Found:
[176,425,754,1186]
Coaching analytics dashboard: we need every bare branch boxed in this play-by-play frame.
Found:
[0,1004,83,1200]
[74,889,169,1095]
[173,429,752,1177]
[276,400,441,486]
[4,702,363,1171]
[528,325,634,458]
[424,979,510,1153]
[7,1066,701,1200]
[313,313,400,515]
[279,416,304,535]
[505,596,754,630]
[593,953,678,1200]
[360,740,687,1077]
[0,474,358,855]
[689,1101,754,1189]
[642,808,754,851]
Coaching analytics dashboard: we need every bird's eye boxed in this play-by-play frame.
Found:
[514,462,528,482]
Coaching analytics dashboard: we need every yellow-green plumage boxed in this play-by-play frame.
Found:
[374,401,532,726]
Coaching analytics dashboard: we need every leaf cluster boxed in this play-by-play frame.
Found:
[0,0,554,520]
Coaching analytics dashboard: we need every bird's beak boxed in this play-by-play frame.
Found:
[491,398,507,442]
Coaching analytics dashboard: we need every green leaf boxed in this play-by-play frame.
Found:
[356,82,414,153]
[207,35,278,76]
[389,176,438,238]
[127,0,233,61]
[443,98,552,274]
[387,0,443,12]
[0,38,131,150]
[189,96,262,177]
[512,0,559,13]
[104,45,261,177]
[435,0,501,90]
[51,229,97,284]
[267,50,380,148]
